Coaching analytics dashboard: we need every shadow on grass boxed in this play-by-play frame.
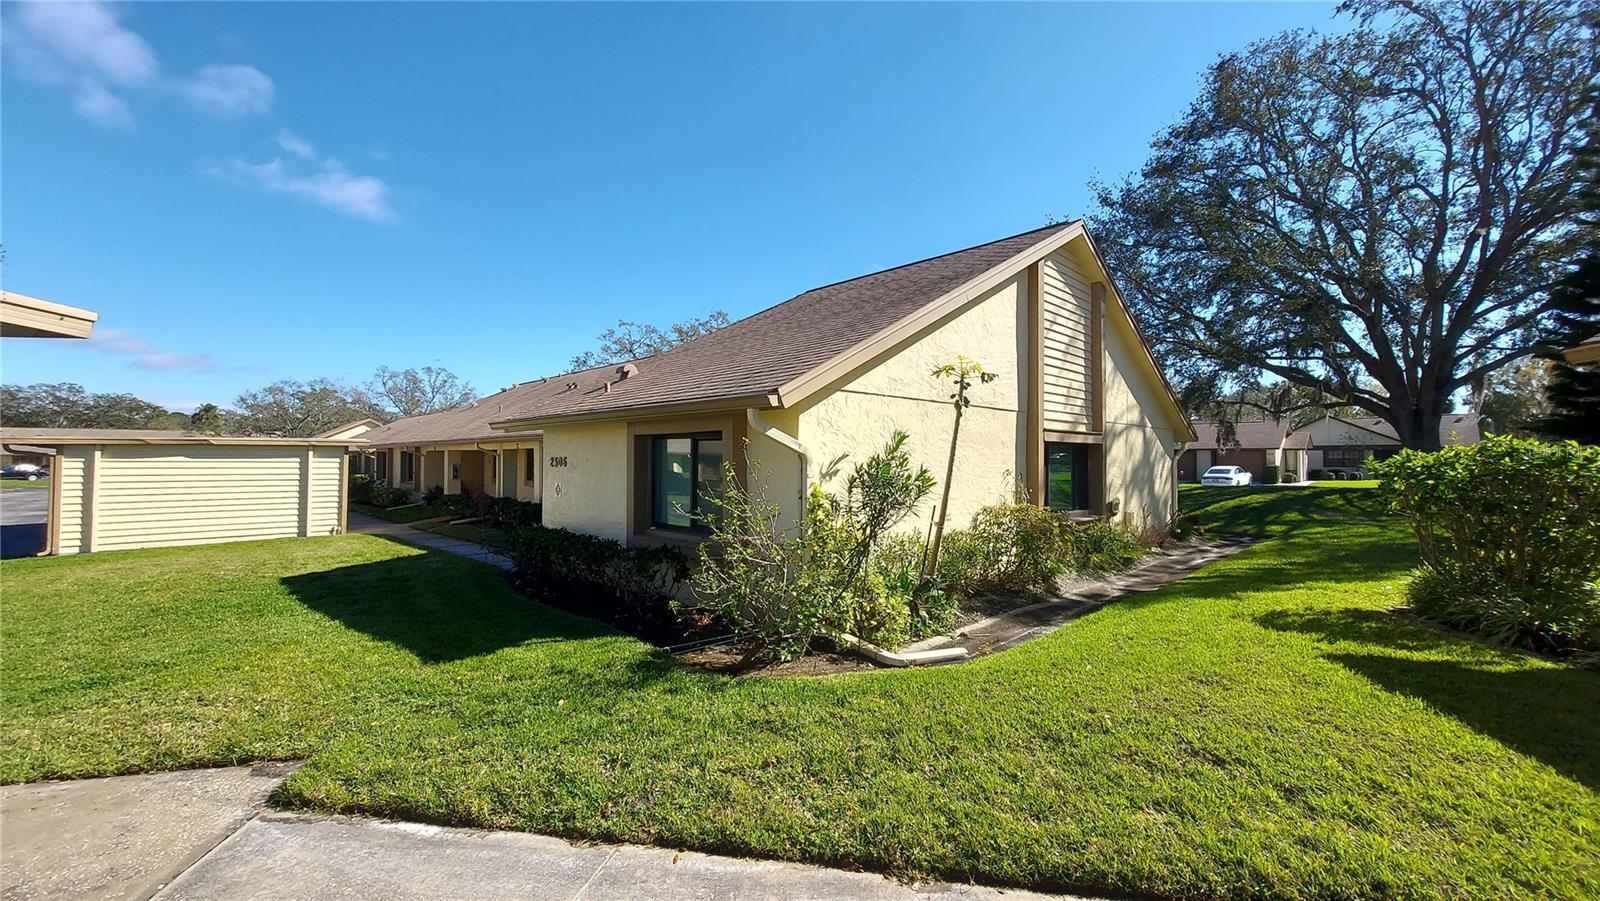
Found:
[281,541,608,663]
[1257,606,1600,791]
[1332,653,1600,792]
[1181,485,1391,540]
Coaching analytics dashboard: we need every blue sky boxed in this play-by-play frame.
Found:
[3,1,1341,411]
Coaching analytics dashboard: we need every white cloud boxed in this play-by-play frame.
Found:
[89,328,217,373]
[179,64,274,117]
[72,77,134,129]
[4,2,273,125]
[8,1,157,87]
[276,130,316,159]
[222,157,397,224]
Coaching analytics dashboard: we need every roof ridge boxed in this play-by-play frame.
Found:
[636,220,1081,366]
[797,220,1078,296]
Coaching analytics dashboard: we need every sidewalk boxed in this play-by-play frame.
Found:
[2,765,1079,900]
[347,511,512,570]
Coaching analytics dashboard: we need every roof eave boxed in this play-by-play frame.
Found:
[490,392,781,431]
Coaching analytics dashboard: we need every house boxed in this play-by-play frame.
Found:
[367,222,1194,544]
[1177,421,1311,483]
[1178,412,1483,482]
[1564,336,1600,366]
[0,428,357,555]
[0,291,98,339]
[1298,413,1481,470]
[347,397,545,502]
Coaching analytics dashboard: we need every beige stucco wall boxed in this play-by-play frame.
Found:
[54,444,344,554]
[1298,417,1394,449]
[539,421,629,542]
[792,273,1028,534]
[1101,303,1179,530]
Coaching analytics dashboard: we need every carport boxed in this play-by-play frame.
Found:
[0,429,360,556]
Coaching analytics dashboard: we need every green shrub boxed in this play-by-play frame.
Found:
[422,485,444,506]
[1372,436,1600,660]
[1063,518,1146,573]
[509,523,687,630]
[1308,468,1325,480]
[1281,469,1297,484]
[691,479,851,661]
[948,501,1069,594]
[691,433,934,660]
[348,473,375,504]
[1264,463,1280,484]
[367,482,412,508]
[873,533,955,640]
[442,491,477,519]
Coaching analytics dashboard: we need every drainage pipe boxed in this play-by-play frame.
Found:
[746,408,809,508]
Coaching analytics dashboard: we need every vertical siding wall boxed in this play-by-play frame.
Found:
[1040,250,1095,431]
[53,444,345,554]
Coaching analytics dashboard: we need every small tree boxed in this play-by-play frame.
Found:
[841,431,936,603]
[927,357,997,575]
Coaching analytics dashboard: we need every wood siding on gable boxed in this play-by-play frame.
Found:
[1039,250,1094,430]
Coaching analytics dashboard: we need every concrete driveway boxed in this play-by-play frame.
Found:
[2,766,1076,901]
[0,486,48,559]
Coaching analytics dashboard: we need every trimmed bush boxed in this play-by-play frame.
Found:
[509,524,688,631]
[1264,463,1280,484]
[368,482,412,508]
[1372,436,1600,661]
[422,485,444,506]
[348,473,375,504]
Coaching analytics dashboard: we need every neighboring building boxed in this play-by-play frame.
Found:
[0,428,358,555]
[1564,336,1600,366]
[1298,413,1481,470]
[0,291,98,339]
[354,397,544,502]
[1178,412,1483,482]
[369,222,1195,544]
[1178,421,1310,484]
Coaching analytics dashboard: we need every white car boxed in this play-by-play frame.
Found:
[1201,465,1253,487]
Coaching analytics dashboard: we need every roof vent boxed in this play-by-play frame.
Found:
[616,363,638,380]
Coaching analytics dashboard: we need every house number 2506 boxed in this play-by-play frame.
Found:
[548,456,568,468]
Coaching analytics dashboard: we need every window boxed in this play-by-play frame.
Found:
[375,450,389,482]
[1045,442,1090,511]
[1323,447,1366,467]
[524,449,537,484]
[650,433,724,529]
[400,451,415,483]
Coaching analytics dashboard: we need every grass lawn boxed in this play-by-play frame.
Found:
[413,520,512,550]
[350,502,445,523]
[3,487,1596,899]
[0,478,48,489]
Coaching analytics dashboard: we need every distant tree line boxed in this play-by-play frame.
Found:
[0,365,479,438]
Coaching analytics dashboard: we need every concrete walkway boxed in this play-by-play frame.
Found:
[906,537,1255,657]
[347,511,512,570]
[2,766,1080,900]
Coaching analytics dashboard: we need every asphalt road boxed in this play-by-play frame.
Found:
[1,488,47,559]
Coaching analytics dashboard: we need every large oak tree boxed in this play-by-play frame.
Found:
[1090,0,1597,448]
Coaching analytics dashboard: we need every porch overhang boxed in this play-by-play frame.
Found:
[489,392,781,432]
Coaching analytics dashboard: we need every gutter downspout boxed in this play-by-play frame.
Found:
[746,408,809,508]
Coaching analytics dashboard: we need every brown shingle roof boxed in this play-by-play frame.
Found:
[486,222,1080,426]
[1187,420,1295,450]
[357,385,547,447]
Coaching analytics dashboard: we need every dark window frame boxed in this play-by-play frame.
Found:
[375,450,389,482]
[1044,441,1091,512]
[648,431,724,531]
[1323,447,1367,468]
[399,450,415,483]
[524,449,537,483]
